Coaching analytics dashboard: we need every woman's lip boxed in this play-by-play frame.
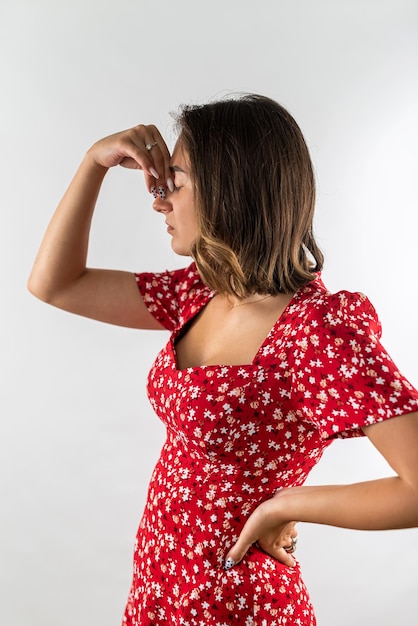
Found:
[166,224,174,233]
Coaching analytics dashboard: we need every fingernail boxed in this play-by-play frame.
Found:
[150,186,158,199]
[158,186,166,200]
[167,177,175,192]
[150,167,159,179]
[224,557,235,571]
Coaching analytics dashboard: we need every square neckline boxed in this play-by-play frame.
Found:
[169,287,305,373]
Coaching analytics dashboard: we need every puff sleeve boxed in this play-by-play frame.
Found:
[134,263,211,331]
[290,290,418,440]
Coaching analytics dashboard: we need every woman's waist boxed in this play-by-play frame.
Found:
[152,444,306,497]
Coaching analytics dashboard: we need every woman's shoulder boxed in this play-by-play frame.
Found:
[173,262,212,301]
[134,262,211,331]
[294,274,381,338]
[135,262,209,299]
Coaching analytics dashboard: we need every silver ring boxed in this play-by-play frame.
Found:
[145,141,158,151]
[283,537,297,554]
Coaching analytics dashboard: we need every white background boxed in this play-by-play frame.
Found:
[1,1,418,624]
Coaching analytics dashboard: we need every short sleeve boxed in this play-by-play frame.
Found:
[134,263,211,331]
[291,290,418,439]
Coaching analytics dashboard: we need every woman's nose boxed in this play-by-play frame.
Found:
[152,198,172,214]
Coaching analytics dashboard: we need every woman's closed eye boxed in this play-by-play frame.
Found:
[172,175,183,191]
[169,164,188,192]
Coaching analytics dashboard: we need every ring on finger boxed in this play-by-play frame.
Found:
[283,537,297,554]
[145,141,158,151]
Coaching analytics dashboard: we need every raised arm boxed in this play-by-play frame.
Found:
[225,410,418,568]
[28,125,173,329]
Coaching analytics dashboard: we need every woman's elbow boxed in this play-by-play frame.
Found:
[27,272,55,303]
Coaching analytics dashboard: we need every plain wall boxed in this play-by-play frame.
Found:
[1,1,418,624]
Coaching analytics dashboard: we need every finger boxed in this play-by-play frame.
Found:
[224,538,255,569]
[224,544,250,571]
[277,547,297,567]
[224,525,260,570]
[143,139,161,177]
[144,167,167,201]
[225,541,297,571]
[117,144,157,179]
[142,134,162,192]
[115,125,165,186]
[143,125,173,191]
[142,152,168,196]
[257,536,297,568]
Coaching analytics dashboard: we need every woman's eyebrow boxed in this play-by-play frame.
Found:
[170,165,187,174]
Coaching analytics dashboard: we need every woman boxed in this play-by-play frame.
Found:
[28,94,418,625]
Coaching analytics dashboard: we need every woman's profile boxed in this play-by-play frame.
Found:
[28,94,418,625]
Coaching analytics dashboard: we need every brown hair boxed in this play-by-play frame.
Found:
[176,94,323,298]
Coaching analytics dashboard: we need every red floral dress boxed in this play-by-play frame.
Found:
[122,264,418,626]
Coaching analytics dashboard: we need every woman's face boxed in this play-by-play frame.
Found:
[152,142,198,257]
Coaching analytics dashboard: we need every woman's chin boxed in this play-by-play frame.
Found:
[171,240,193,257]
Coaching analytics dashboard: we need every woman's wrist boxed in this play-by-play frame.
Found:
[82,150,110,176]
[270,487,302,521]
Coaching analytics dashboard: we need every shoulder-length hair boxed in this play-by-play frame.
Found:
[175,94,324,298]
